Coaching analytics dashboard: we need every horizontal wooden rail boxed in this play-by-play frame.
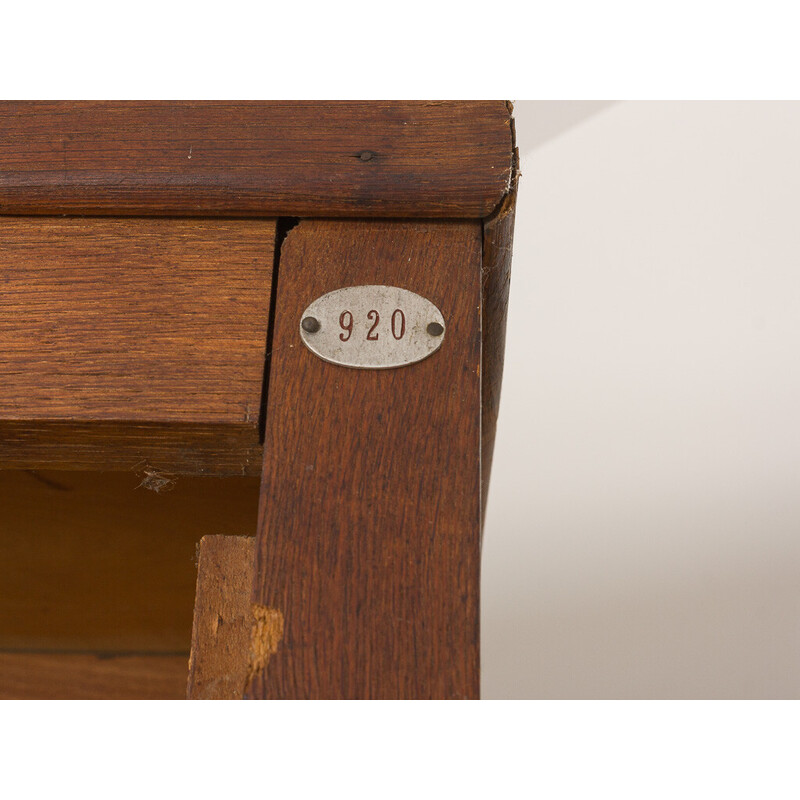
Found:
[0,101,514,219]
[0,653,188,699]
[0,217,274,474]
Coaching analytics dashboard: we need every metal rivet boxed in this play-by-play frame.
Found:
[427,322,444,337]
[359,150,374,161]
[301,316,321,333]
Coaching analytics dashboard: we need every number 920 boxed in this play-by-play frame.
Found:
[339,309,406,342]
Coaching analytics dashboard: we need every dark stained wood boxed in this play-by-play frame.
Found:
[247,220,482,700]
[0,652,188,699]
[0,102,514,219]
[481,110,519,517]
[0,102,518,701]
[0,217,274,475]
[0,421,263,475]
[0,469,259,652]
[187,535,255,700]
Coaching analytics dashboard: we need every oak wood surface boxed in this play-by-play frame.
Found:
[0,217,274,475]
[187,535,256,699]
[247,220,482,699]
[0,469,259,652]
[481,161,518,517]
[0,102,513,219]
[0,652,188,699]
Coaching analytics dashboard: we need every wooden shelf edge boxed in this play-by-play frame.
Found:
[0,101,514,219]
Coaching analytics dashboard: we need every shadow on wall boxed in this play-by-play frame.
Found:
[513,101,616,156]
[482,101,800,699]
[483,533,800,699]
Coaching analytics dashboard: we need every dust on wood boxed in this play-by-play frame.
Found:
[136,466,178,493]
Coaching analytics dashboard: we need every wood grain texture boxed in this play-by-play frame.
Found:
[0,421,264,475]
[0,102,513,218]
[481,119,518,517]
[0,469,259,652]
[0,653,188,699]
[0,217,274,475]
[187,535,255,699]
[247,220,482,699]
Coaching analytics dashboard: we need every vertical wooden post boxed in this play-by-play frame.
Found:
[247,220,483,699]
[187,536,256,700]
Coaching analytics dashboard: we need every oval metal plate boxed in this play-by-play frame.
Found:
[299,285,446,369]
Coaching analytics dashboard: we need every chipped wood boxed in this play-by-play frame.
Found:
[246,605,285,691]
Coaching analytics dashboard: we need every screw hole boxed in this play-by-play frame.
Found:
[427,322,444,337]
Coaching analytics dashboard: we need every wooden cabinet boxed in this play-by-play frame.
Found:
[0,101,517,699]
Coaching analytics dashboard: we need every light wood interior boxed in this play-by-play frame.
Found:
[0,468,260,698]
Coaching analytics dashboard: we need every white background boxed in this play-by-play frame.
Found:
[482,102,800,698]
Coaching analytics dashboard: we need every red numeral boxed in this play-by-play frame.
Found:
[391,309,406,339]
[339,308,406,342]
[339,311,353,341]
[367,310,380,340]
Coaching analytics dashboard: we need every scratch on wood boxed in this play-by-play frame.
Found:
[136,466,177,493]
[246,604,284,690]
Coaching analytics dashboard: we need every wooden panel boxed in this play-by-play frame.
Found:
[0,653,188,699]
[247,220,482,699]
[0,469,260,652]
[0,217,274,475]
[0,102,513,219]
[187,535,255,700]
